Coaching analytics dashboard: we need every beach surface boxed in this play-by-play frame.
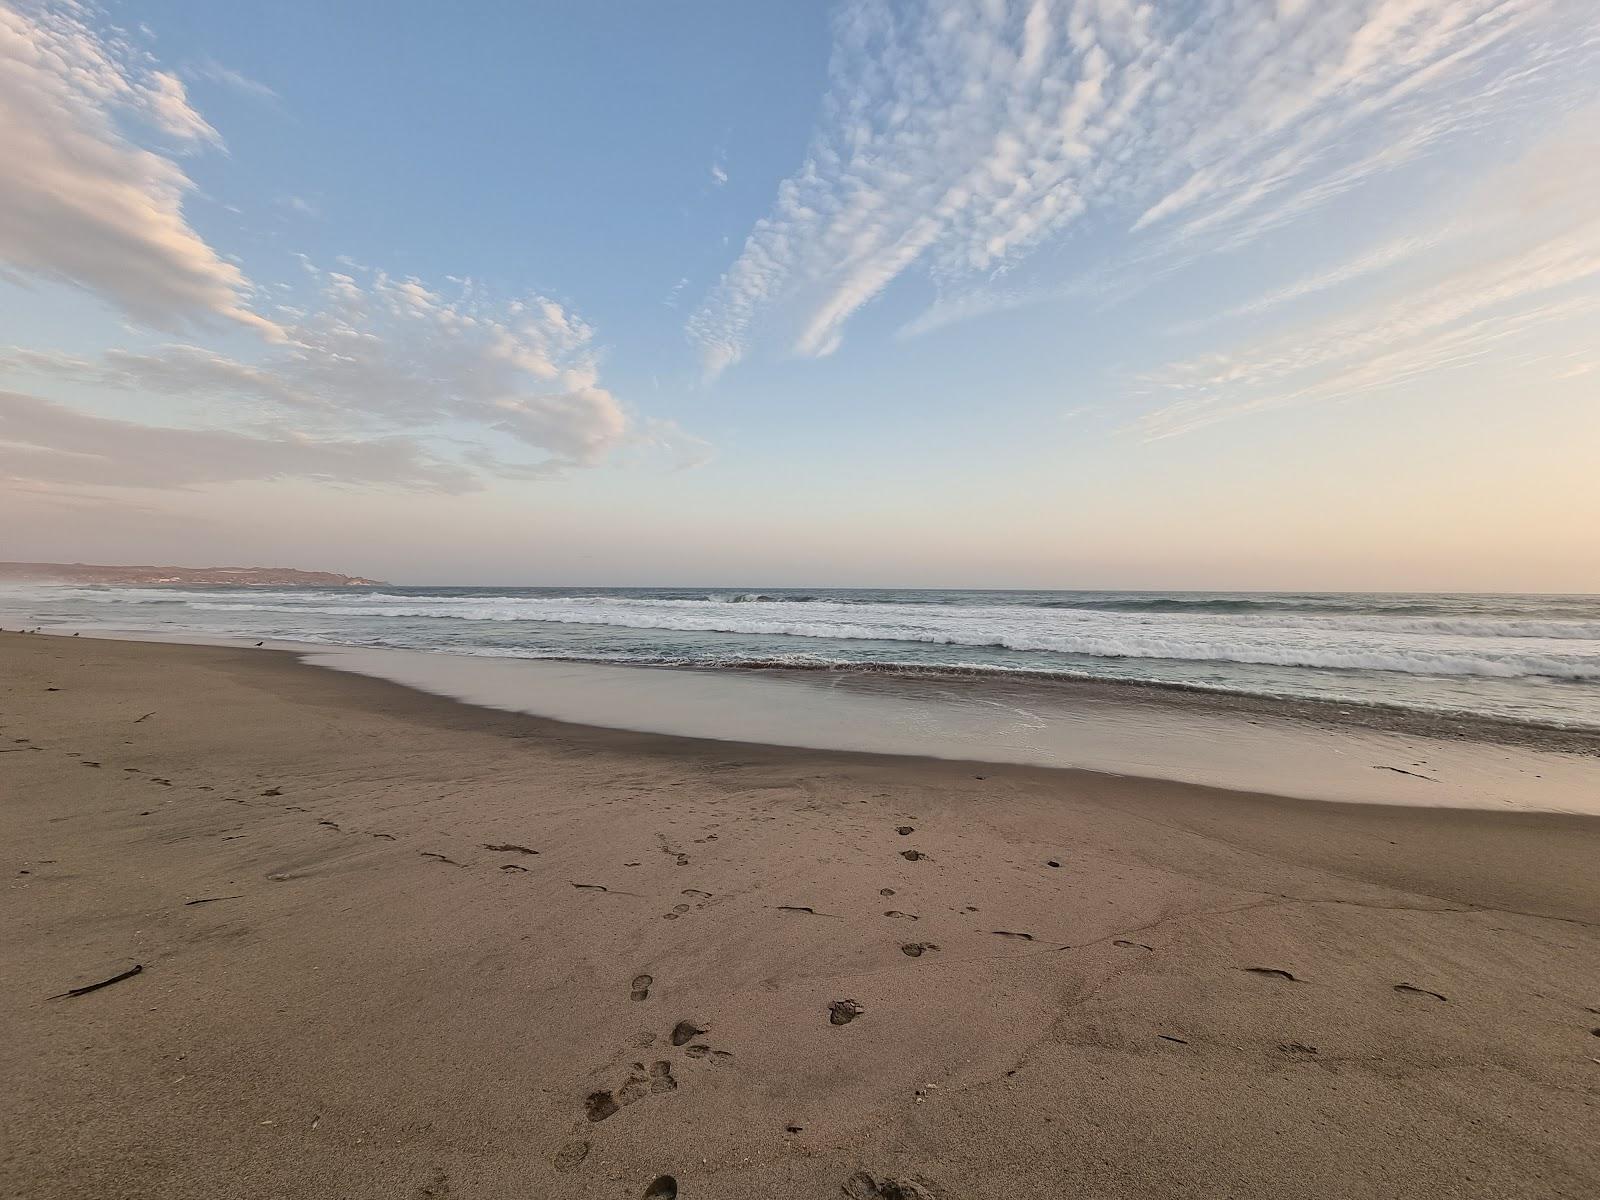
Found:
[4,632,1599,1199]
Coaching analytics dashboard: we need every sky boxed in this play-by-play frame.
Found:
[1,0,1597,591]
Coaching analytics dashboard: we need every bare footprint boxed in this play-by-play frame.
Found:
[1114,939,1153,951]
[991,930,1034,941]
[631,974,653,1002]
[419,852,459,866]
[901,942,939,957]
[900,850,927,861]
[884,910,919,920]
[1242,967,1299,982]
[617,1066,650,1107]
[500,863,529,873]
[552,1140,590,1171]
[843,1171,937,1199]
[584,1091,620,1122]
[643,1175,678,1199]
[482,843,537,854]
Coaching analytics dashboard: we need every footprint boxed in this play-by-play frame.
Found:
[643,1175,678,1199]
[991,930,1034,941]
[573,882,609,891]
[670,1020,706,1046]
[884,910,919,920]
[901,942,939,957]
[617,1066,651,1106]
[828,999,864,1026]
[584,1091,620,1122]
[682,889,712,898]
[260,787,283,797]
[482,843,537,854]
[880,888,896,896]
[1242,967,1299,982]
[655,835,690,866]
[370,832,396,840]
[1393,982,1447,1002]
[899,850,927,862]
[631,974,653,1002]
[896,826,914,836]
[412,1167,450,1198]
[842,1171,938,1199]
[1113,939,1153,951]
[648,1060,677,1093]
[500,863,529,873]
[419,852,459,866]
[552,1140,590,1171]
[1046,860,1061,868]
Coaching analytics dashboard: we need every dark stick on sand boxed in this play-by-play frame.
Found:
[49,963,143,1000]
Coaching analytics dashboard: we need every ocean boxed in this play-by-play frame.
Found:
[6,585,1600,731]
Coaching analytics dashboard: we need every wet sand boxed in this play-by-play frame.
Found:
[4,631,1599,1199]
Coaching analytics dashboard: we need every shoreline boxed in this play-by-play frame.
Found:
[8,625,1600,815]
[30,634,1600,753]
[6,632,1600,1198]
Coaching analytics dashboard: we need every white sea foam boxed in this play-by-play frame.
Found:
[11,583,1600,728]
[148,593,1600,681]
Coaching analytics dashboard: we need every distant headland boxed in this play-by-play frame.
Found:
[0,562,383,587]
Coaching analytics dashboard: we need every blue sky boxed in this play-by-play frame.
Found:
[2,0,1598,589]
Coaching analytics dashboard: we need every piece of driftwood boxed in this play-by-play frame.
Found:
[49,963,142,999]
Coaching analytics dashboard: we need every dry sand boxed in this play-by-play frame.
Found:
[3,631,1599,1199]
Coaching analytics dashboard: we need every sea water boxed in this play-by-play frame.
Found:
[6,585,1599,730]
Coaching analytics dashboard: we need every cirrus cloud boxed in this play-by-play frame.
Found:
[689,0,1592,374]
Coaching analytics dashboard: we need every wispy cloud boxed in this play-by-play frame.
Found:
[689,0,1591,375]
[3,263,677,479]
[1137,112,1600,435]
[0,1,278,335]
[0,2,703,493]
[187,56,277,102]
[0,389,474,491]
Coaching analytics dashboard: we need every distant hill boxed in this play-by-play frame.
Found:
[0,562,384,587]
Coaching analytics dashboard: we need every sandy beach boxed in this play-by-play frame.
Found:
[4,631,1599,1200]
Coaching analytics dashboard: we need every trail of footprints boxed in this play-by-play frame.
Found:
[583,1009,732,1125]
[19,742,1515,1157]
